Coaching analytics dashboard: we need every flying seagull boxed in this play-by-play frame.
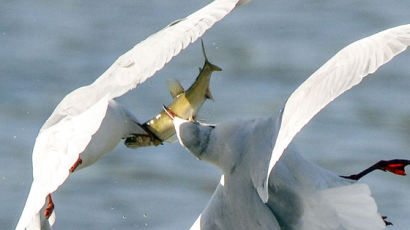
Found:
[164,24,410,230]
[15,1,251,229]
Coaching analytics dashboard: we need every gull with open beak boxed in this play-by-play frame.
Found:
[164,24,410,230]
[15,1,251,229]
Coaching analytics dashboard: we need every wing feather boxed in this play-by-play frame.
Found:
[16,98,109,230]
[258,24,410,202]
[93,0,244,99]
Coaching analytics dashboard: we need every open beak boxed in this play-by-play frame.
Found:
[163,105,176,120]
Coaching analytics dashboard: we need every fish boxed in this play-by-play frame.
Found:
[125,41,221,148]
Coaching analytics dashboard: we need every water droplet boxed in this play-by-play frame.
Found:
[122,215,127,220]
[13,135,17,139]
[143,213,148,218]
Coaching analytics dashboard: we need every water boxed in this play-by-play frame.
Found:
[1,0,410,229]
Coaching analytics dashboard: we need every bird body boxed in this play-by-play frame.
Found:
[198,176,281,230]
[18,98,144,230]
[268,147,383,230]
[168,111,385,230]
[69,99,141,170]
[167,113,384,230]
[185,117,282,230]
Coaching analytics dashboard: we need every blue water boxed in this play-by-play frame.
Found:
[1,0,410,229]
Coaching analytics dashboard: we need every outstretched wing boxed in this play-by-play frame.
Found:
[93,0,249,99]
[258,24,410,202]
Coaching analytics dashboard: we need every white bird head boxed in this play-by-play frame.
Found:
[163,105,214,160]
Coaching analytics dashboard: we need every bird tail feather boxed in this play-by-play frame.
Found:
[300,184,385,230]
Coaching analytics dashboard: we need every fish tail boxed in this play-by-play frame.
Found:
[201,39,222,72]
[205,60,222,72]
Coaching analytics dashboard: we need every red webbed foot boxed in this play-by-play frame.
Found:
[379,160,410,176]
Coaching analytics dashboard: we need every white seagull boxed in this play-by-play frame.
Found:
[164,24,410,230]
[15,1,251,229]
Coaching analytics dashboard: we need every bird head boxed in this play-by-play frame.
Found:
[163,105,214,160]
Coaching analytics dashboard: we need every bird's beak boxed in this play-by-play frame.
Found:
[163,105,176,120]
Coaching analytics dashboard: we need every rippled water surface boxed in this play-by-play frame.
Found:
[1,0,410,229]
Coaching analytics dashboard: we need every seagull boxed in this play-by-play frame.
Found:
[164,24,410,230]
[15,1,251,229]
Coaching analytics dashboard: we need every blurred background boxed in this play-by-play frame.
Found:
[1,0,410,229]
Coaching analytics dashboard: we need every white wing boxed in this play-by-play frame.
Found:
[258,24,410,202]
[92,0,249,99]
[17,1,250,229]
[16,97,110,230]
[33,98,110,190]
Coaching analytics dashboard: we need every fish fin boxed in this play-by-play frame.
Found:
[206,88,214,101]
[167,78,185,98]
[201,39,222,72]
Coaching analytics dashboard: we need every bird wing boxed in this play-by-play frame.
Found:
[16,97,110,230]
[258,24,410,203]
[17,0,250,229]
[32,98,110,189]
[92,0,248,100]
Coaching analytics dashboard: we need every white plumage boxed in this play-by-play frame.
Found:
[261,24,410,202]
[168,24,410,230]
[16,1,250,229]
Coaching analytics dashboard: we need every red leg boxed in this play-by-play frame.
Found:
[44,194,54,219]
[69,156,82,173]
[341,159,410,180]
